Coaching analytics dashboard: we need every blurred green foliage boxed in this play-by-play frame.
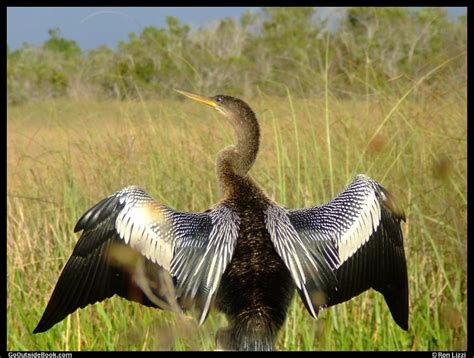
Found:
[7,7,466,104]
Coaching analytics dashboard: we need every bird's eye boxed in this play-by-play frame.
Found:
[215,96,223,104]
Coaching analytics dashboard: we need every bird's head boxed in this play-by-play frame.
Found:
[175,89,260,177]
[175,90,255,125]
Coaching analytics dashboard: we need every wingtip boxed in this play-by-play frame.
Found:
[33,310,61,334]
[73,221,83,233]
[380,187,406,222]
[400,320,409,331]
[198,295,213,326]
[73,207,94,233]
[299,287,323,320]
[32,321,48,334]
[392,304,409,331]
[394,312,409,331]
[383,284,409,332]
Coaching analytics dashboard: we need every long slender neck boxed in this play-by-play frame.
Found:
[216,106,260,195]
[232,108,260,175]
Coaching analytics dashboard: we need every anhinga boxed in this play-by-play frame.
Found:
[34,90,409,351]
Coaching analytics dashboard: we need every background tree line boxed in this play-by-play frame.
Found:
[7,7,467,104]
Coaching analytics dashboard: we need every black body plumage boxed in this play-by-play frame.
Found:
[34,92,408,351]
[215,177,295,350]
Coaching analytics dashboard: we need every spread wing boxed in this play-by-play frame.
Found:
[265,174,408,330]
[34,186,239,333]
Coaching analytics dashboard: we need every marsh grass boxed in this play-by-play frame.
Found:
[7,72,466,350]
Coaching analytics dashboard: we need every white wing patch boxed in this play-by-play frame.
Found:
[115,197,173,271]
[265,205,325,317]
[192,206,240,324]
[337,187,382,265]
[265,205,317,290]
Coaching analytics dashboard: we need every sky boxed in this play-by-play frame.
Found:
[7,7,467,51]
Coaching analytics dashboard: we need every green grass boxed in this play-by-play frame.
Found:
[7,74,466,350]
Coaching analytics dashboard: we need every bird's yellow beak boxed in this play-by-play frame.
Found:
[175,90,218,108]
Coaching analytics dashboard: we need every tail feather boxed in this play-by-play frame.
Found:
[217,312,278,351]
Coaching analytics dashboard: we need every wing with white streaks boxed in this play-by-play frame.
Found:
[264,204,338,318]
[34,186,240,333]
[266,175,409,330]
[170,205,240,324]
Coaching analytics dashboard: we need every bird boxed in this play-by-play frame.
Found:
[34,90,409,351]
